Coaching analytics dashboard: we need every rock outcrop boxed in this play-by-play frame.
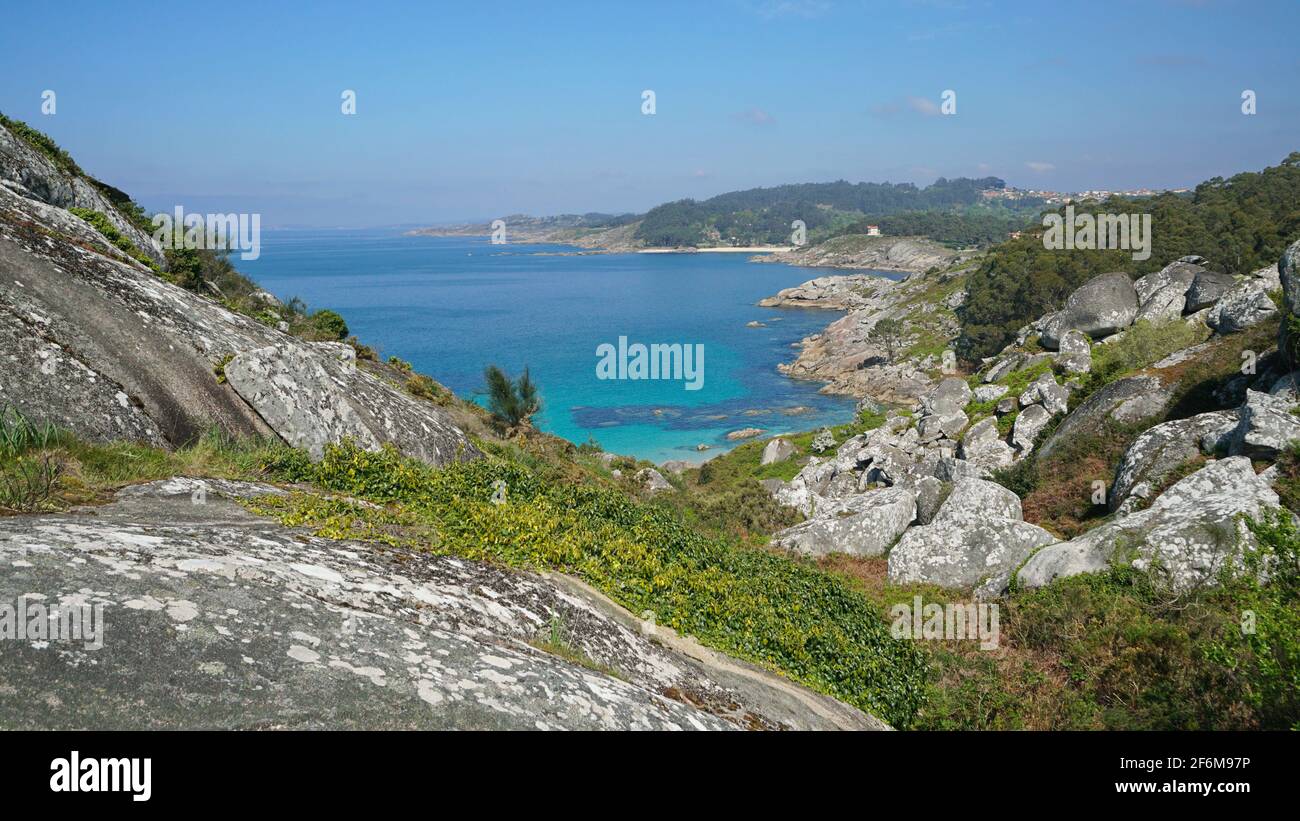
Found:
[887,479,1054,597]
[770,486,915,558]
[0,125,161,266]
[0,147,477,466]
[1108,410,1238,512]
[0,478,885,730]
[1018,457,1280,593]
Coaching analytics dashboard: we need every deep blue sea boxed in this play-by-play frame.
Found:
[240,229,889,463]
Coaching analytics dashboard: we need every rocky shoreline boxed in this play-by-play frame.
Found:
[758,259,970,407]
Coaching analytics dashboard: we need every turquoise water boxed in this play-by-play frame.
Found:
[240,230,888,463]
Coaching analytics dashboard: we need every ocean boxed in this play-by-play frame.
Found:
[239,229,886,463]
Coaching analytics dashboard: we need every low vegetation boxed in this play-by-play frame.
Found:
[67,208,160,271]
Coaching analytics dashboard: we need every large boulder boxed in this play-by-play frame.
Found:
[932,478,1022,525]
[761,437,797,465]
[1018,371,1069,416]
[888,519,1056,597]
[225,343,479,466]
[1055,330,1092,375]
[887,477,1053,596]
[770,487,916,558]
[1037,375,1173,460]
[1135,281,1190,323]
[1011,404,1052,453]
[958,417,1015,471]
[1133,258,1202,305]
[1207,279,1278,334]
[924,377,973,416]
[1109,410,1239,512]
[1226,389,1300,459]
[1184,269,1238,312]
[1018,457,1281,593]
[1040,272,1139,349]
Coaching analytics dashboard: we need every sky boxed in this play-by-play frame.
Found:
[1,0,1297,228]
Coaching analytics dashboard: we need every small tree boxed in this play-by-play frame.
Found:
[873,318,905,362]
[484,365,541,430]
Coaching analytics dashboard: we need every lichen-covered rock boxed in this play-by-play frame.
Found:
[887,518,1056,597]
[1135,280,1190,323]
[1055,329,1092,374]
[1037,375,1173,459]
[958,416,1015,471]
[933,478,1022,525]
[1018,371,1069,416]
[1134,258,1202,304]
[1017,457,1280,593]
[925,376,973,416]
[917,408,968,442]
[634,467,675,494]
[1227,389,1300,459]
[1109,410,1238,511]
[771,486,915,558]
[1184,269,1238,312]
[1011,403,1052,453]
[1207,279,1278,334]
[761,437,796,465]
[225,343,478,466]
[0,478,885,730]
[0,125,162,265]
[1279,240,1300,315]
[973,384,1008,403]
[1040,272,1139,349]
[0,181,477,464]
[913,476,947,525]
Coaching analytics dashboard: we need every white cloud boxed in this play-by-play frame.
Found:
[732,107,776,126]
[1025,161,1055,173]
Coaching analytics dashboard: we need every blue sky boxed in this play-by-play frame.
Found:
[1,0,1297,227]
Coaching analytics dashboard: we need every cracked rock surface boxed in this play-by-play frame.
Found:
[0,478,883,731]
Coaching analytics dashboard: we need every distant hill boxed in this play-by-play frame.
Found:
[634,177,1043,247]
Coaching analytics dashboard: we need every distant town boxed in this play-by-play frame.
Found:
[982,185,1192,206]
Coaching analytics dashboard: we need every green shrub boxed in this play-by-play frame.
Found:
[68,208,159,272]
[1083,319,1210,394]
[310,309,349,340]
